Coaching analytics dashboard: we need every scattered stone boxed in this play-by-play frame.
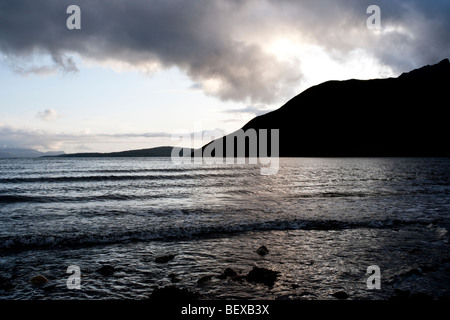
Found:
[196,275,213,286]
[256,246,269,256]
[96,265,115,276]
[149,286,200,301]
[155,255,175,263]
[168,273,181,283]
[246,266,279,286]
[223,268,237,277]
[217,268,237,279]
[331,291,349,300]
[29,275,49,285]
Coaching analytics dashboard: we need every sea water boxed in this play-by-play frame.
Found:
[0,157,449,299]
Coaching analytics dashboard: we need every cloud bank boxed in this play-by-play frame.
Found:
[0,0,448,104]
[0,124,172,151]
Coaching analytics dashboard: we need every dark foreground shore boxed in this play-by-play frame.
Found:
[2,227,450,301]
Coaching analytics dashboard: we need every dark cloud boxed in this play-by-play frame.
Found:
[0,0,449,102]
[0,0,302,103]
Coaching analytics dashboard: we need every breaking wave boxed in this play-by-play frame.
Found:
[0,218,433,252]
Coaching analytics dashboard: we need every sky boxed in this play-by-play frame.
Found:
[0,0,449,153]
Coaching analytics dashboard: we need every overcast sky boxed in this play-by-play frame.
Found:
[0,0,449,152]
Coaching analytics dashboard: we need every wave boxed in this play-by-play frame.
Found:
[0,166,250,176]
[0,191,380,204]
[0,172,242,184]
[3,189,445,204]
[0,218,434,252]
[0,193,171,204]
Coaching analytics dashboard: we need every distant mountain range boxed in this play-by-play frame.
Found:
[202,58,450,157]
[54,146,186,158]
[0,148,65,158]
[0,146,189,159]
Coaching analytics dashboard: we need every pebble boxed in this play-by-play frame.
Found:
[256,246,269,256]
[168,273,181,283]
[246,266,279,286]
[155,255,175,263]
[331,291,349,300]
[196,275,213,286]
[29,275,49,285]
[96,265,115,276]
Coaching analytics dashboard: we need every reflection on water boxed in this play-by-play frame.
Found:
[0,158,449,299]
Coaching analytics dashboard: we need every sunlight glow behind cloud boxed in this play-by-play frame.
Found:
[0,0,448,152]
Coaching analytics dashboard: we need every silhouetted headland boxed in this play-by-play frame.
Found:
[47,59,450,159]
[202,58,450,157]
[55,146,188,158]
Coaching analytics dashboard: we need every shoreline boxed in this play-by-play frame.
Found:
[1,227,449,301]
